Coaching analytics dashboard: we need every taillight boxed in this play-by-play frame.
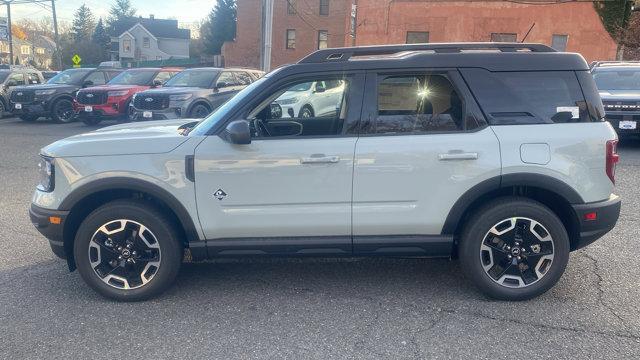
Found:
[606,140,619,184]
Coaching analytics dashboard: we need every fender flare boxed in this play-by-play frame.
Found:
[59,177,201,243]
[441,173,584,235]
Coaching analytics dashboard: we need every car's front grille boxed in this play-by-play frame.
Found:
[10,89,35,103]
[602,101,640,112]
[77,91,108,105]
[134,94,169,110]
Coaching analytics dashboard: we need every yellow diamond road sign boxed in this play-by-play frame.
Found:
[72,54,81,65]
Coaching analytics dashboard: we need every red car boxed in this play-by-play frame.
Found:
[75,67,182,125]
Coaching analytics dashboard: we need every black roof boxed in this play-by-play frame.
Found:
[109,17,190,40]
[293,43,589,72]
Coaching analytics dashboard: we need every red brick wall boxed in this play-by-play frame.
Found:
[224,0,618,69]
[355,0,617,62]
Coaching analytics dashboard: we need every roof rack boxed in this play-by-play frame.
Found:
[299,42,556,64]
[590,60,640,69]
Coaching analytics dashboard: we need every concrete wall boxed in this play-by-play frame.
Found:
[355,0,617,62]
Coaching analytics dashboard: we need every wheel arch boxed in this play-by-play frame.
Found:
[443,173,583,253]
[47,93,75,111]
[186,99,213,117]
[60,177,203,270]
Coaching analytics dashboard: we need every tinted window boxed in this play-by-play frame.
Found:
[249,77,349,137]
[154,71,173,84]
[84,71,106,86]
[461,69,590,124]
[8,73,25,85]
[593,69,640,91]
[164,70,217,88]
[48,69,93,85]
[109,70,157,85]
[372,74,465,134]
[216,72,239,87]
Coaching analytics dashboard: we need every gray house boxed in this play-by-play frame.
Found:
[109,16,190,61]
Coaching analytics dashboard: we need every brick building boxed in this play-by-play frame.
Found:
[223,0,618,70]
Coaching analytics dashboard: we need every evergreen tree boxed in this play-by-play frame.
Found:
[202,0,236,55]
[108,0,137,26]
[92,18,111,54]
[72,4,96,42]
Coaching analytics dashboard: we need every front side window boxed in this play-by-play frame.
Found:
[109,70,158,85]
[235,72,253,85]
[406,31,429,44]
[372,74,465,134]
[153,71,173,84]
[84,71,107,86]
[248,77,349,138]
[491,33,517,42]
[8,73,25,86]
[164,70,218,88]
[319,0,329,16]
[216,72,239,88]
[286,29,296,49]
[48,69,93,85]
[318,30,328,49]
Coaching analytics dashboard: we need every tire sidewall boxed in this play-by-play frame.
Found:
[299,105,314,118]
[52,98,75,123]
[190,103,211,118]
[460,198,570,301]
[73,200,182,301]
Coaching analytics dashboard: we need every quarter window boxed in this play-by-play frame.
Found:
[373,74,466,134]
[286,29,296,49]
[249,77,350,138]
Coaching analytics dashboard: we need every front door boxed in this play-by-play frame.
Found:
[193,72,364,254]
[352,70,501,254]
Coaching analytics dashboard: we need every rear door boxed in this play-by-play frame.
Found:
[352,69,501,255]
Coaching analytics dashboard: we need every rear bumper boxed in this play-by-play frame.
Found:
[29,204,69,259]
[571,195,621,250]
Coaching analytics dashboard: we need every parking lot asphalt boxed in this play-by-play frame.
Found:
[0,116,639,359]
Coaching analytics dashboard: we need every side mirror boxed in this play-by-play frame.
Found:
[82,80,93,88]
[152,79,163,87]
[314,84,325,93]
[224,120,251,145]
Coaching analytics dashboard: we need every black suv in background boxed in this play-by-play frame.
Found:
[0,67,44,117]
[11,67,122,123]
[130,67,263,120]
[592,61,640,136]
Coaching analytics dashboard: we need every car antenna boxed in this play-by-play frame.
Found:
[521,22,536,43]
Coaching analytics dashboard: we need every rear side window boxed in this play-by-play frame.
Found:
[460,69,590,124]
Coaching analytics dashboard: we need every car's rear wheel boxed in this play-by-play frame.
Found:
[189,103,211,118]
[51,98,75,123]
[19,114,38,122]
[74,200,183,301]
[459,197,569,301]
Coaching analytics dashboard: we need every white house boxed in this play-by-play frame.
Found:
[109,16,190,61]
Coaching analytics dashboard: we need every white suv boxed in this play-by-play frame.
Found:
[29,43,621,301]
[276,80,346,119]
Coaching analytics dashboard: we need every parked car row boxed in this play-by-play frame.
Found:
[6,65,264,125]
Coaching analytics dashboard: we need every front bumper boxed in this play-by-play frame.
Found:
[12,103,48,116]
[131,105,187,121]
[604,111,640,135]
[571,195,621,250]
[29,204,69,259]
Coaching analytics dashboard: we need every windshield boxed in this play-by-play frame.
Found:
[593,69,640,91]
[48,69,92,85]
[190,76,268,136]
[164,70,217,88]
[108,70,157,85]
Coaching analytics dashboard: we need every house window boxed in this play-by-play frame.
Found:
[319,0,329,16]
[36,47,45,55]
[143,37,150,48]
[286,29,296,49]
[0,43,9,53]
[287,0,296,15]
[551,34,568,52]
[318,30,328,49]
[491,33,517,42]
[406,31,429,44]
[20,45,31,55]
[123,39,131,53]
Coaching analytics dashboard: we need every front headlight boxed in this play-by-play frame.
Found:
[108,90,129,97]
[170,94,193,101]
[277,97,299,105]
[35,89,57,96]
[37,156,55,192]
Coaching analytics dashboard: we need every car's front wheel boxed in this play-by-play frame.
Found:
[459,197,569,301]
[51,98,75,123]
[74,200,183,301]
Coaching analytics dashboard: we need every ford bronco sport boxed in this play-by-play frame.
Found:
[30,43,620,301]
[591,61,640,136]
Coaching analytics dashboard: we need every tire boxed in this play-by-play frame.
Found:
[82,117,102,126]
[51,98,75,123]
[459,197,570,301]
[189,103,211,118]
[73,200,183,301]
[19,114,38,122]
[299,105,314,118]
[0,100,5,118]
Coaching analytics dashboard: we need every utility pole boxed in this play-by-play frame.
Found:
[51,0,61,69]
[6,1,12,65]
[261,0,273,72]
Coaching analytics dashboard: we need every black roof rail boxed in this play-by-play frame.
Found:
[299,42,556,64]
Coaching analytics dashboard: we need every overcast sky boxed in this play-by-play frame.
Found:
[5,0,213,25]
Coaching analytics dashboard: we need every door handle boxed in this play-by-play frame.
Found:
[301,154,340,164]
[438,152,479,161]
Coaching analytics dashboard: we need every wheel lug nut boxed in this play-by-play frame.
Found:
[506,246,511,250]
[118,255,123,260]
[126,244,132,249]
[517,256,522,261]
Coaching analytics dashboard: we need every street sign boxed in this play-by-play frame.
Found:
[72,54,81,68]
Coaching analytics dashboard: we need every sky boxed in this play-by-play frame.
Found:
[4,0,213,26]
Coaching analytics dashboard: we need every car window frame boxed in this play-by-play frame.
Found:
[8,72,26,86]
[359,68,487,137]
[214,71,366,140]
